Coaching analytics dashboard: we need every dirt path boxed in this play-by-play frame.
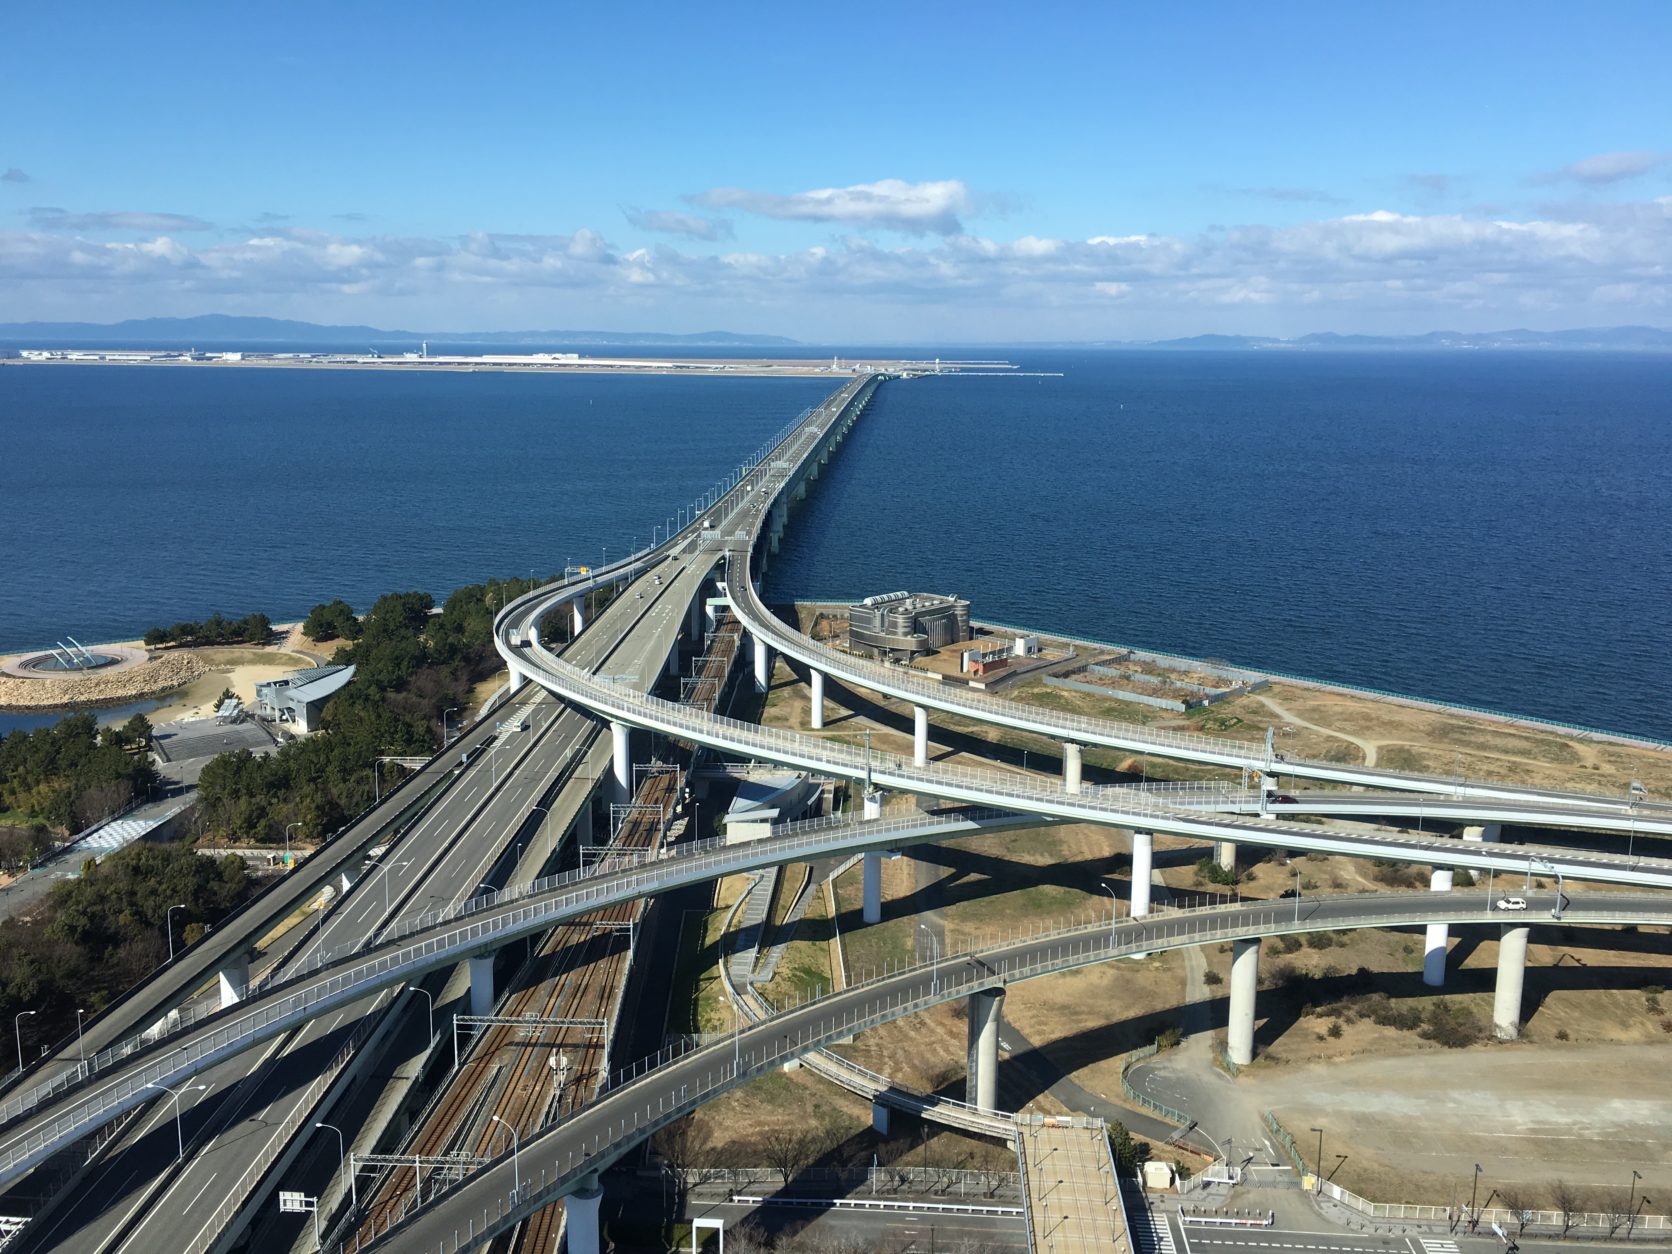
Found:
[1252,693,1379,766]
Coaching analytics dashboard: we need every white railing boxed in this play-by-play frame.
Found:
[356,893,1672,1251]
[1313,1176,1670,1236]
[504,627,1672,890]
[704,416,1642,811]
[5,753,1668,1180]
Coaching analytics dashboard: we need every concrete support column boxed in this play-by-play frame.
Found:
[1462,823,1502,844]
[752,636,770,693]
[862,850,883,924]
[505,659,527,696]
[217,955,250,1009]
[1493,924,1530,1040]
[809,668,826,729]
[913,705,929,768]
[565,1179,604,1254]
[862,791,882,821]
[1423,868,1454,987]
[688,595,703,638]
[1215,840,1237,873]
[870,1099,892,1136]
[1130,832,1154,918]
[610,720,632,804]
[468,954,495,1017]
[571,600,585,635]
[1227,937,1260,1066]
[966,987,1005,1112]
[1062,743,1083,795]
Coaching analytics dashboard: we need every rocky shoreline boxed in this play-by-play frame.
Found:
[0,651,210,712]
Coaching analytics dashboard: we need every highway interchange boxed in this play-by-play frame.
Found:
[1,373,1668,1252]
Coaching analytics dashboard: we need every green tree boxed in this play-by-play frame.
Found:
[1107,1121,1151,1174]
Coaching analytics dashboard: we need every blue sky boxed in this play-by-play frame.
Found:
[3,2,1669,340]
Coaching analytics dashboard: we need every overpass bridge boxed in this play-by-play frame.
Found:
[0,381,872,1247]
[359,887,1672,1252]
[3,760,1670,1210]
[7,372,1666,1250]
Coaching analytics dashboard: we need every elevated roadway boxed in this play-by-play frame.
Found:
[0,392,834,1247]
[686,374,1666,815]
[725,555,1665,805]
[361,886,1672,1252]
[5,773,1672,1205]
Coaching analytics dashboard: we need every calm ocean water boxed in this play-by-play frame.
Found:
[4,348,1669,740]
[773,349,1672,742]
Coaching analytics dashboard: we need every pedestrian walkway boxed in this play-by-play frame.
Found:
[1016,1114,1131,1253]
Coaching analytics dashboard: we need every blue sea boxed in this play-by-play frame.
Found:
[4,348,1670,741]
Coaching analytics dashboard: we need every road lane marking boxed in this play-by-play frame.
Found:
[183,1170,218,1213]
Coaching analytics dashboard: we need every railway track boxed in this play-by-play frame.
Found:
[345,614,744,1250]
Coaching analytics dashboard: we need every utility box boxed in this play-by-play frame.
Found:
[1142,1160,1178,1191]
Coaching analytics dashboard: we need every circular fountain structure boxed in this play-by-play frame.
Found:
[1,642,151,681]
[21,651,123,674]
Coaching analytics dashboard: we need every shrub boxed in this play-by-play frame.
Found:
[1420,999,1485,1048]
[1276,934,1303,954]
[1203,970,1223,986]
[1555,1028,1571,1041]
[1193,856,1239,887]
[1303,932,1336,950]
[1327,1020,1344,1039]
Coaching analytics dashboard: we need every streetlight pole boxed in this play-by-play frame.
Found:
[75,1008,86,1063]
[379,860,413,915]
[919,923,940,996]
[442,707,459,748]
[1310,1127,1324,1193]
[284,822,300,870]
[724,996,741,1071]
[490,1114,521,1200]
[166,902,187,961]
[14,1010,36,1072]
[316,1121,357,1207]
[145,1081,207,1161]
[1629,1170,1643,1235]
[1470,1163,1483,1228]
[1294,865,1302,926]
[1100,883,1118,940]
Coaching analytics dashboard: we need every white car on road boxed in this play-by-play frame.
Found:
[1495,896,1528,911]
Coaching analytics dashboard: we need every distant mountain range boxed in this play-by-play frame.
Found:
[1119,326,1672,351]
[0,314,1667,352]
[0,314,801,347]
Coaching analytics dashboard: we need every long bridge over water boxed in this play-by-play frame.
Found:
[2,373,1667,1253]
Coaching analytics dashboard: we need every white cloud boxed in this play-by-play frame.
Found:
[622,207,732,242]
[2,199,1668,338]
[1534,150,1668,186]
[692,178,974,235]
[1,168,29,185]
[27,207,215,232]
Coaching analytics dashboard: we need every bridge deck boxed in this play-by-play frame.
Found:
[1016,1115,1130,1254]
